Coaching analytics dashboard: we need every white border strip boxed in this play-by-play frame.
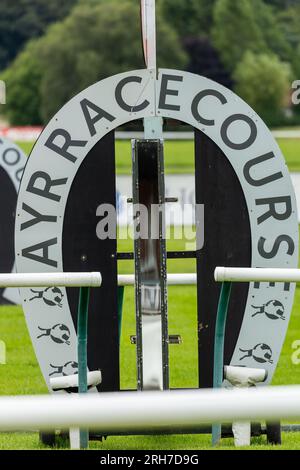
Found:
[0,386,300,431]
[215,267,300,283]
[0,272,101,288]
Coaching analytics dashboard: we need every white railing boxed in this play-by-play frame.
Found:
[118,273,196,286]
[2,129,300,142]
[0,271,102,449]
[0,272,101,288]
[0,271,195,289]
[214,267,300,283]
[116,131,300,140]
[0,386,299,432]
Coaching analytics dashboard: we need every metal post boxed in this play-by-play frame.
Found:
[77,286,90,449]
[212,281,232,446]
[132,139,169,391]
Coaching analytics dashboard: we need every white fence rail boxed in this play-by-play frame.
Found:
[215,267,300,283]
[116,131,300,140]
[0,386,300,432]
[118,273,196,286]
[3,129,300,142]
[0,272,101,288]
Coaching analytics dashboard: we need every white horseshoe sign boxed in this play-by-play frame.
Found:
[15,69,298,389]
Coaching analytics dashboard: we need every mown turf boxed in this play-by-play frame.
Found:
[17,138,300,174]
[1,237,300,449]
[2,138,300,449]
[1,287,300,450]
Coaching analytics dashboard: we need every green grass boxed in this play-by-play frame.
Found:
[18,138,300,174]
[277,138,300,172]
[1,285,300,449]
[17,141,33,156]
[2,138,300,449]
[1,228,300,449]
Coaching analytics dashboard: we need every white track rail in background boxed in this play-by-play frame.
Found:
[1,130,300,142]
[0,272,101,288]
[0,386,300,432]
[115,131,300,140]
[118,273,196,286]
[215,267,300,283]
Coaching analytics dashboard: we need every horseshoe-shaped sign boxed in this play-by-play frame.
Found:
[15,69,298,391]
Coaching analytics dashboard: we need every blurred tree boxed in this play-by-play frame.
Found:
[0,0,77,71]
[212,0,267,72]
[159,0,216,37]
[253,0,292,62]
[1,0,187,124]
[277,5,300,77]
[234,51,291,125]
[1,42,43,125]
[212,0,291,73]
[183,37,233,89]
[264,0,299,8]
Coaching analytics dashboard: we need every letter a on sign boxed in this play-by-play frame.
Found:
[140,0,156,69]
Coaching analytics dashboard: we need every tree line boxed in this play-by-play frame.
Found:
[1,0,300,126]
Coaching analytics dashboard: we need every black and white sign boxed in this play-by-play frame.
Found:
[15,69,298,388]
[0,137,26,304]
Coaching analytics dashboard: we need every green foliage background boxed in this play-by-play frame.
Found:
[0,0,76,71]
[1,0,300,126]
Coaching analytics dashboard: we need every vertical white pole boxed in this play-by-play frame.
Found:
[141,0,157,70]
[141,0,161,138]
[139,1,166,391]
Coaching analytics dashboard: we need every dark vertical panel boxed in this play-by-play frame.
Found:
[195,130,251,388]
[62,131,119,392]
[0,166,16,304]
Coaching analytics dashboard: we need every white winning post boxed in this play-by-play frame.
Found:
[141,0,156,70]
[139,0,167,393]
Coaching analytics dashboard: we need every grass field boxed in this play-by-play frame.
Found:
[1,231,300,450]
[17,137,300,174]
[1,138,300,449]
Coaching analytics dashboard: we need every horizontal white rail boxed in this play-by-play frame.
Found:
[0,386,300,432]
[116,131,300,140]
[215,267,300,283]
[1,129,300,142]
[118,273,196,286]
[272,130,300,139]
[0,272,194,288]
[115,131,194,140]
[0,272,101,288]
